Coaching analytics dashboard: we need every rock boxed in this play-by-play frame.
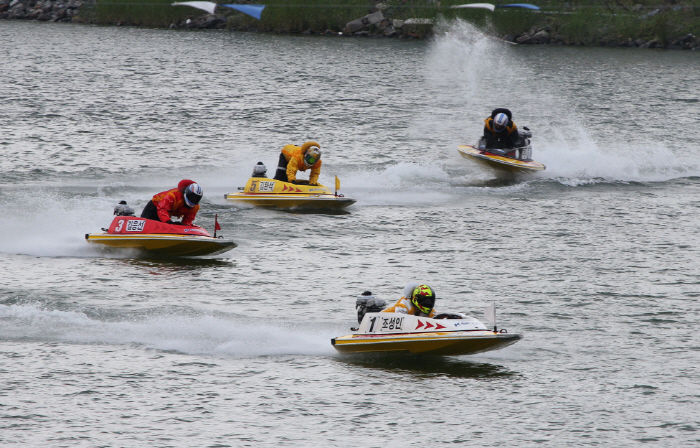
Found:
[302,28,312,35]
[531,30,550,44]
[383,27,397,37]
[202,15,221,28]
[516,33,532,44]
[675,33,694,44]
[345,10,383,34]
[392,19,403,28]
[504,34,516,43]
[403,18,433,25]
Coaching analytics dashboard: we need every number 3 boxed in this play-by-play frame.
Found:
[115,220,124,232]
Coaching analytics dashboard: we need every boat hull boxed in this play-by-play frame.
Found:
[86,233,236,256]
[332,312,521,356]
[458,145,545,174]
[225,177,356,209]
[332,331,521,356]
[86,216,236,256]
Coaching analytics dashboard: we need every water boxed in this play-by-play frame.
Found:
[1,19,699,446]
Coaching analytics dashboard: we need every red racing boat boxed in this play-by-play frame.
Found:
[85,203,235,256]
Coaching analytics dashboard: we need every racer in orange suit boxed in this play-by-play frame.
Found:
[140,180,203,225]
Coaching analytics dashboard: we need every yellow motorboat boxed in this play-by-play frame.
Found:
[332,293,521,356]
[225,165,355,209]
[86,202,236,257]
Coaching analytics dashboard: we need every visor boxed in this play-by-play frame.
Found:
[413,300,432,315]
[184,191,201,208]
[305,154,318,166]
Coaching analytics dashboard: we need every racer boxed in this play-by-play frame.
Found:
[483,108,520,151]
[140,179,203,225]
[273,141,322,185]
[382,284,437,318]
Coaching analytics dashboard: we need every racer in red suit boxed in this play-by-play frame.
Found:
[140,180,203,225]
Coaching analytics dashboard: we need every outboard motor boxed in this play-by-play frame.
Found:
[518,127,533,160]
[113,200,134,216]
[356,291,386,324]
[252,162,267,178]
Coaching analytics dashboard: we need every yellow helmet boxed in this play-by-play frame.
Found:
[411,284,436,315]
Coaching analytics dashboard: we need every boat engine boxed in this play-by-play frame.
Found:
[356,291,386,324]
[113,201,135,216]
[252,162,267,178]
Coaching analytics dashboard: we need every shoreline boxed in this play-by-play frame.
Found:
[1,0,698,50]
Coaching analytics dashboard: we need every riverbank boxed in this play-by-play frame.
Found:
[1,0,698,49]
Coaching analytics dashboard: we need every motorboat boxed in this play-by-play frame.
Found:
[224,163,356,209]
[85,201,236,256]
[458,127,546,175]
[331,292,521,356]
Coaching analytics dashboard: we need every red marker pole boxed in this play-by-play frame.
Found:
[214,214,221,238]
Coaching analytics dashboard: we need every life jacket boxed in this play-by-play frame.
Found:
[281,142,322,183]
[152,188,200,225]
[382,297,437,318]
[484,117,517,136]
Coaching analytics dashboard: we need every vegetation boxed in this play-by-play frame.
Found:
[90,0,700,46]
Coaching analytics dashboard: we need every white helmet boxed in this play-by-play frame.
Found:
[494,113,509,132]
[304,146,321,168]
[184,183,203,208]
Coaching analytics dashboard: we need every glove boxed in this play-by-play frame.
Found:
[166,220,174,224]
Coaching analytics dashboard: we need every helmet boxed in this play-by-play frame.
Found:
[493,113,509,132]
[183,183,203,208]
[304,146,321,168]
[252,162,267,177]
[410,284,436,315]
[303,144,321,168]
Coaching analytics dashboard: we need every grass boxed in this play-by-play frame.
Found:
[95,0,193,26]
[91,0,700,45]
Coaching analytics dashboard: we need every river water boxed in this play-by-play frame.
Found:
[1,19,699,446]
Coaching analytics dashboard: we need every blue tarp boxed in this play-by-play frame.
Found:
[496,3,540,10]
[221,4,266,20]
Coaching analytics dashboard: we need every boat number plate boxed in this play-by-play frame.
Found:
[259,181,275,192]
[126,220,146,232]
